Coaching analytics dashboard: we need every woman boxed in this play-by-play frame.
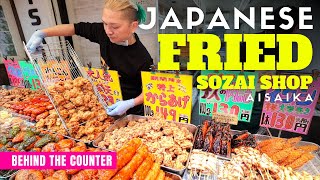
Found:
[26,0,153,116]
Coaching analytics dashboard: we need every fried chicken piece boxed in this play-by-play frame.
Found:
[53,94,65,105]
[15,170,44,180]
[63,102,75,110]
[83,94,91,104]
[179,140,193,149]
[69,87,81,98]
[52,170,68,180]
[63,80,73,90]
[82,111,95,120]
[70,95,84,107]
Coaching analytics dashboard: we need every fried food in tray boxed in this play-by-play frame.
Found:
[97,117,194,170]
[258,136,319,169]
[0,88,44,109]
[14,139,179,180]
[219,147,320,180]
[187,149,218,177]
[193,120,232,158]
[36,77,113,140]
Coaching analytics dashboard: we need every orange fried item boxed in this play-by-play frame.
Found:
[287,153,314,169]
[280,149,304,166]
[40,169,55,178]
[41,143,57,152]
[44,177,59,180]
[111,145,149,180]
[12,132,26,143]
[97,138,142,180]
[15,170,44,180]
[70,170,89,180]
[66,169,80,175]
[270,147,295,164]
[156,170,165,180]
[258,138,282,149]
[145,162,161,180]
[298,145,319,153]
[56,139,75,149]
[132,154,154,180]
[52,170,68,180]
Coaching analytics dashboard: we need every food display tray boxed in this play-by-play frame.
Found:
[93,114,198,176]
[255,134,320,176]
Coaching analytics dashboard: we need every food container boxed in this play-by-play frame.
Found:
[255,134,320,176]
[93,114,198,176]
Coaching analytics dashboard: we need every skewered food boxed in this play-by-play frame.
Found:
[258,137,318,169]
[219,147,320,180]
[194,120,232,158]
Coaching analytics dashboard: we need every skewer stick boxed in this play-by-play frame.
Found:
[266,127,273,137]
[278,130,282,138]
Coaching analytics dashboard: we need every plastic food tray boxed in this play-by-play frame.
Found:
[93,114,198,176]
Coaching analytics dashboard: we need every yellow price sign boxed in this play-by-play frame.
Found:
[141,71,193,123]
[85,67,122,106]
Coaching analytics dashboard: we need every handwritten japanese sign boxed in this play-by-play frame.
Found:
[85,67,122,106]
[141,72,193,123]
[199,71,258,122]
[18,60,41,90]
[213,113,238,125]
[260,77,320,135]
[2,59,24,87]
[38,60,72,85]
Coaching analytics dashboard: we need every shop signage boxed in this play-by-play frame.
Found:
[212,113,238,125]
[199,70,258,123]
[38,60,72,85]
[260,76,320,134]
[84,67,122,106]
[18,60,41,90]
[13,0,58,44]
[2,59,24,87]
[141,72,193,123]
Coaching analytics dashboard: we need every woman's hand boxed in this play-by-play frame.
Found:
[107,99,135,116]
[26,30,46,53]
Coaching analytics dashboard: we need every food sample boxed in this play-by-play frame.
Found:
[231,130,257,149]
[193,120,232,158]
[14,139,176,180]
[219,147,320,180]
[37,77,114,141]
[0,88,44,109]
[187,149,218,176]
[258,137,318,169]
[97,118,194,169]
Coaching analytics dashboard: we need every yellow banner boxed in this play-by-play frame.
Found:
[85,67,122,106]
[141,71,193,123]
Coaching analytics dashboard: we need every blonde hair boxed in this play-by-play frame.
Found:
[104,0,146,24]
